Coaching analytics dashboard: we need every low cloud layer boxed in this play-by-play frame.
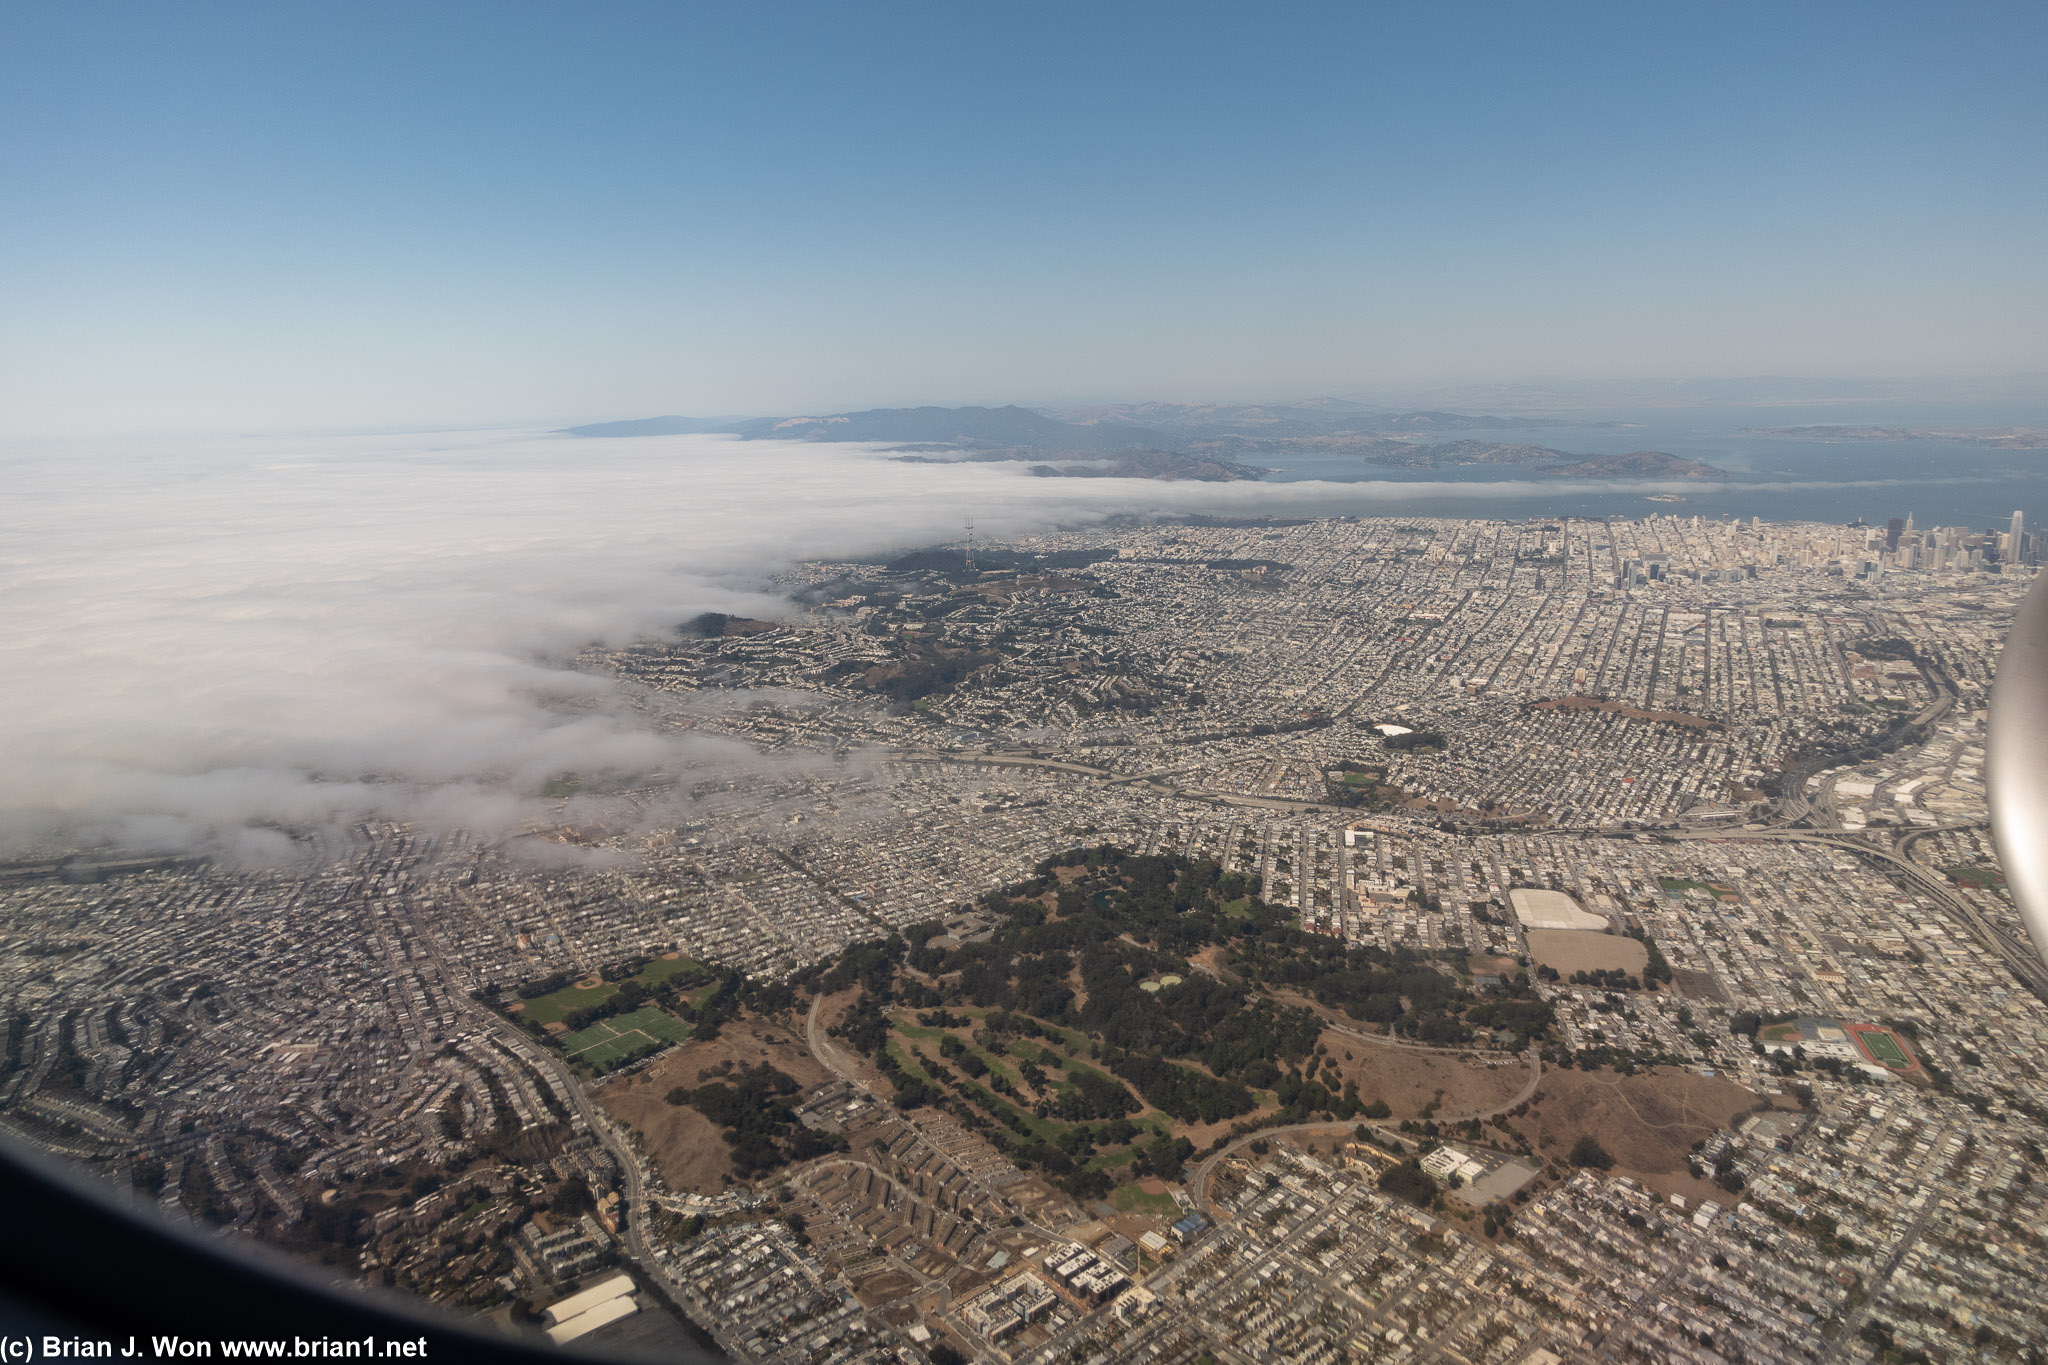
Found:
[0,426,1775,862]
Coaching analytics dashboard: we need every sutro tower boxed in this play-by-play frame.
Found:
[964,516,976,573]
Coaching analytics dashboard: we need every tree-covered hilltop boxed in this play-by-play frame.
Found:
[896,845,1555,1048]
[809,846,1554,1197]
[664,1062,848,1177]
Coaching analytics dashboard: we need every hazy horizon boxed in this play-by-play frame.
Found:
[13,376,2048,446]
[5,2,2046,437]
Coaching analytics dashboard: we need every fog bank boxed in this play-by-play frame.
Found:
[0,426,1725,861]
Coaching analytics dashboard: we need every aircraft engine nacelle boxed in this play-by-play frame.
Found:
[1990,568,2048,972]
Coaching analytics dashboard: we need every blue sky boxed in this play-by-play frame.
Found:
[3,2,2045,433]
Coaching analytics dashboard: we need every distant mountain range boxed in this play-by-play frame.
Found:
[1359,440,1728,480]
[561,415,746,437]
[735,405,1165,451]
[566,404,1165,450]
[1745,425,2048,449]
[1026,450,1268,481]
[892,445,1267,482]
[1537,451,1729,480]
[1044,400,1614,436]
[562,400,1606,447]
[559,403,1690,482]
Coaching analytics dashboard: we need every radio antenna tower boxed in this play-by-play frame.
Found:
[964,516,976,573]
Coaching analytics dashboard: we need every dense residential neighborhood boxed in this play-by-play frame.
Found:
[4,512,2044,1364]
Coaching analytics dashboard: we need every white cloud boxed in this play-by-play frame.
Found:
[0,425,1757,861]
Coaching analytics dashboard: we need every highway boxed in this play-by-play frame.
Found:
[1658,825,2048,1000]
[1775,671,1955,827]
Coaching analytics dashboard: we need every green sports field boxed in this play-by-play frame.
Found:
[562,1006,692,1069]
[633,955,707,986]
[1850,1026,1914,1069]
[1110,1182,1180,1216]
[515,955,712,1024]
[517,983,616,1025]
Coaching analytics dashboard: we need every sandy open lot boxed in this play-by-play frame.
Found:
[596,1010,830,1194]
[1323,1031,1531,1120]
[1505,1066,1759,1204]
[1525,929,1647,976]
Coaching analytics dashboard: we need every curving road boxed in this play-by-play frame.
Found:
[463,1002,756,1359]
[804,991,876,1098]
[803,993,1062,1241]
[1775,675,1955,827]
[1187,1047,1540,1218]
[412,889,755,1362]
[1664,826,2048,1000]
